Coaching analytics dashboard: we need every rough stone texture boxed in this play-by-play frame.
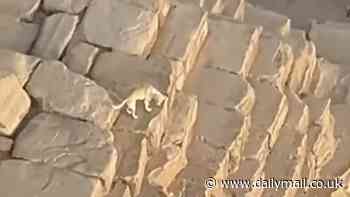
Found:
[307,104,350,197]
[0,0,41,20]
[0,160,105,197]
[0,72,31,136]
[261,92,309,197]
[310,21,350,66]
[195,15,262,75]
[90,50,173,102]
[25,61,118,130]
[0,14,39,53]
[241,2,291,36]
[1,1,350,196]
[62,42,99,75]
[227,79,288,196]
[43,0,92,14]
[248,31,294,90]
[0,49,40,86]
[83,0,160,57]
[152,2,208,75]
[284,29,317,94]
[0,136,13,152]
[12,113,117,193]
[32,13,79,60]
[147,93,198,195]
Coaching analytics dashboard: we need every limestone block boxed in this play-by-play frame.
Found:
[0,49,40,86]
[13,113,117,193]
[25,61,118,130]
[63,42,99,75]
[0,14,39,53]
[0,160,105,197]
[0,73,31,136]
[32,13,79,60]
[84,0,160,57]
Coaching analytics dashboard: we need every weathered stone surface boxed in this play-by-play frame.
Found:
[12,113,117,193]
[147,93,198,194]
[152,2,208,74]
[25,61,118,130]
[84,0,159,57]
[209,0,243,17]
[0,0,41,20]
[90,51,173,101]
[227,79,288,196]
[195,15,262,75]
[0,72,31,136]
[248,32,294,90]
[284,29,317,94]
[310,21,350,66]
[0,15,39,53]
[241,2,291,36]
[261,92,309,197]
[0,136,13,152]
[307,104,350,197]
[185,66,253,114]
[0,49,40,86]
[43,0,91,13]
[32,13,79,60]
[0,160,104,197]
[63,42,99,75]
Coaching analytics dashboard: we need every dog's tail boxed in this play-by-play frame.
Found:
[112,99,127,110]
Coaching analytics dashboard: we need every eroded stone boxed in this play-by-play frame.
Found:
[195,15,262,75]
[242,2,291,36]
[0,15,39,53]
[62,42,99,75]
[0,136,13,152]
[12,113,117,193]
[0,0,41,20]
[32,13,79,60]
[0,49,40,86]
[0,72,31,136]
[84,0,159,57]
[152,2,208,74]
[0,160,105,197]
[25,61,118,130]
[43,0,91,13]
[310,21,350,66]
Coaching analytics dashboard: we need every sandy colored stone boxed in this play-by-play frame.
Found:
[241,2,291,36]
[0,73,31,136]
[261,92,309,197]
[148,93,198,194]
[195,15,262,75]
[307,104,350,197]
[0,136,13,152]
[90,50,173,101]
[284,29,317,94]
[209,0,243,18]
[0,160,104,197]
[32,13,79,60]
[0,49,40,86]
[43,0,91,13]
[310,21,350,66]
[84,0,159,57]
[12,113,117,193]
[25,61,118,130]
[185,65,252,112]
[0,0,40,20]
[152,2,208,74]
[227,79,288,196]
[248,32,294,90]
[63,42,99,75]
[0,14,39,53]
